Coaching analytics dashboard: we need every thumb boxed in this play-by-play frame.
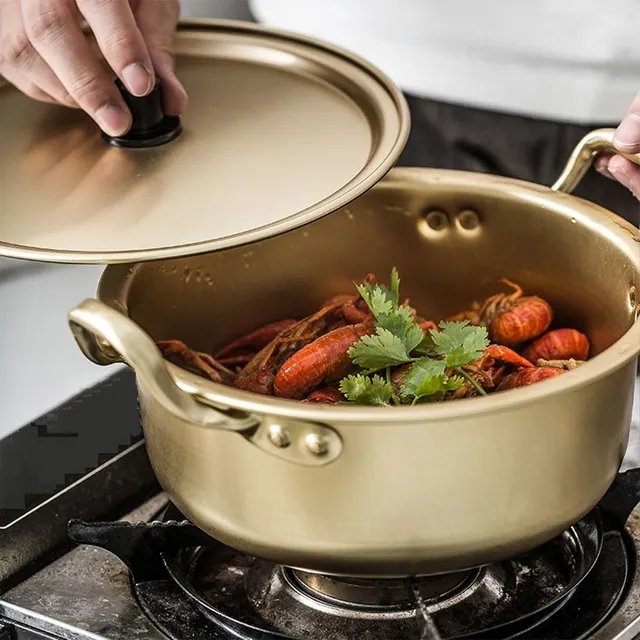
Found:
[614,89,640,154]
[133,0,188,116]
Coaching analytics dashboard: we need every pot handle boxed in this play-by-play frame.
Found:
[551,128,640,194]
[68,299,343,466]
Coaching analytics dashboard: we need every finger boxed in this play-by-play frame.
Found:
[594,152,616,180]
[0,65,58,103]
[22,0,131,136]
[614,89,640,154]
[76,0,154,97]
[608,155,640,199]
[148,47,188,116]
[594,156,616,181]
[0,0,74,105]
[26,57,77,106]
[134,0,187,115]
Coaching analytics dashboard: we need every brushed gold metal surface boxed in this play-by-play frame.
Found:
[69,135,640,577]
[552,128,640,193]
[68,299,343,466]
[0,19,409,263]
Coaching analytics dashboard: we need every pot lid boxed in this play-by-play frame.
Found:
[0,19,409,264]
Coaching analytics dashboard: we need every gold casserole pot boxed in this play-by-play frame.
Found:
[67,129,640,578]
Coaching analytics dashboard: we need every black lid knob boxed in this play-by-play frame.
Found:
[103,77,182,148]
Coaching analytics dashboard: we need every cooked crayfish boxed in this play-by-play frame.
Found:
[273,322,374,399]
[301,387,345,404]
[212,319,299,369]
[481,279,553,347]
[418,319,438,332]
[449,279,553,347]
[156,340,236,385]
[497,366,565,391]
[475,345,534,370]
[341,298,372,324]
[158,269,591,407]
[234,301,349,395]
[522,328,590,364]
[233,273,384,395]
[454,345,534,397]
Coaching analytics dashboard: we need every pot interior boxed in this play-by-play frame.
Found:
[101,169,639,364]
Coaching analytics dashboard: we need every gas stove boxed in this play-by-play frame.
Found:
[1,371,639,639]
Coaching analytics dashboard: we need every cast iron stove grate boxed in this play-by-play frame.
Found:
[68,468,640,640]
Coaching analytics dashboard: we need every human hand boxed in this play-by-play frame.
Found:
[0,0,188,137]
[596,90,640,200]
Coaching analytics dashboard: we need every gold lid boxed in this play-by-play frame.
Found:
[0,19,409,264]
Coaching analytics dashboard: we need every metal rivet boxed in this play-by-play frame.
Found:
[267,424,291,448]
[457,209,480,230]
[423,210,449,231]
[629,286,637,313]
[305,433,329,457]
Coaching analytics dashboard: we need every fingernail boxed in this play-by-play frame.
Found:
[595,164,615,181]
[122,63,153,97]
[611,158,640,198]
[614,112,640,152]
[96,104,131,136]
[594,155,615,180]
[594,155,610,173]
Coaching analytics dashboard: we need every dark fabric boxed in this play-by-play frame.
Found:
[397,95,639,226]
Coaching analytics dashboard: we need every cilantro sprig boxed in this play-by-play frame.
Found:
[341,269,490,405]
[339,374,394,406]
[350,268,423,373]
[400,357,465,404]
[431,321,489,366]
[350,328,417,371]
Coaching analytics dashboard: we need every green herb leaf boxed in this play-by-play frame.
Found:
[356,283,394,318]
[377,306,423,353]
[355,267,402,319]
[342,270,486,406]
[400,358,465,403]
[348,327,413,371]
[389,267,400,305]
[401,357,447,399]
[430,321,489,367]
[443,375,465,392]
[339,374,394,405]
[414,332,436,355]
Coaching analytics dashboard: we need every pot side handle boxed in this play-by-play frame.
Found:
[67,299,343,467]
[551,128,640,194]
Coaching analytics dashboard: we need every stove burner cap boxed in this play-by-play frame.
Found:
[289,569,479,610]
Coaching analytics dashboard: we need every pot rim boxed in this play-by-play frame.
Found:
[101,167,640,424]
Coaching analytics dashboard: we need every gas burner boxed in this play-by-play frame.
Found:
[289,569,477,607]
[62,473,640,640]
[156,507,603,639]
